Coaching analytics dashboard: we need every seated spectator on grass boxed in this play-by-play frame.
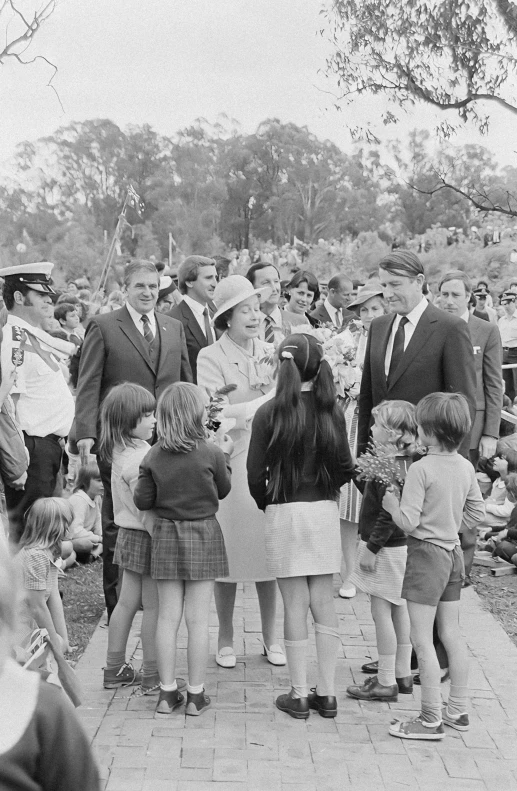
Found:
[479,474,517,554]
[477,451,517,537]
[66,464,103,563]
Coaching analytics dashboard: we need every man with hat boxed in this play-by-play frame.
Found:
[75,260,192,617]
[168,256,218,383]
[0,263,76,541]
[498,291,517,401]
[357,251,476,457]
[472,287,497,324]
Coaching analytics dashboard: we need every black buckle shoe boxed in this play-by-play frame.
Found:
[361,660,378,674]
[307,688,337,718]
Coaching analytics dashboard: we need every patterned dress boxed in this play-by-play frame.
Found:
[339,329,368,523]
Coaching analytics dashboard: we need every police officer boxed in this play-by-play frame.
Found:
[0,263,75,541]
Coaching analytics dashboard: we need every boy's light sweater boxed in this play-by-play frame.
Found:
[388,451,485,550]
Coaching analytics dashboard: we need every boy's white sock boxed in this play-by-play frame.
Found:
[420,685,443,724]
[314,623,340,696]
[377,654,396,687]
[187,683,204,695]
[447,685,469,717]
[395,644,412,678]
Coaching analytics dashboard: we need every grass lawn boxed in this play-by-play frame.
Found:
[60,560,105,663]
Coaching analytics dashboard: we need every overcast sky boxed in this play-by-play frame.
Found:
[1,0,515,168]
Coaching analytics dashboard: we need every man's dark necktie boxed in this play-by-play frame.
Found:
[388,316,409,385]
[141,314,154,345]
[203,307,214,345]
[334,308,342,328]
[264,315,275,344]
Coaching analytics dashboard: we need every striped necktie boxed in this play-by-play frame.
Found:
[264,315,275,344]
[141,314,154,345]
[203,307,214,345]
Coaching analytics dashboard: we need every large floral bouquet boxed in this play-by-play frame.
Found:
[289,324,359,398]
[355,440,405,489]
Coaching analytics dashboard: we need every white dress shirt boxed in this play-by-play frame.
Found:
[258,306,284,345]
[498,313,517,347]
[324,298,342,327]
[384,297,429,377]
[183,295,210,337]
[126,302,157,337]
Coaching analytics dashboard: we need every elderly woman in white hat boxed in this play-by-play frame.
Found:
[338,281,386,599]
[197,276,285,668]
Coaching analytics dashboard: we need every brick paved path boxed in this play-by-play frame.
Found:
[76,581,517,790]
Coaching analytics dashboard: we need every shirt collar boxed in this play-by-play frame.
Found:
[126,301,156,330]
[400,296,428,327]
[183,294,208,317]
[324,298,339,321]
[461,309,470,323]
[260,305,282,326]
[74,489,95,508]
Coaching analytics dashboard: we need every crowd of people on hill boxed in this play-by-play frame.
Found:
[2,246,517,787]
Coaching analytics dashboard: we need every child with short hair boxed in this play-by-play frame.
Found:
[99,383,161,695]
[346,400,417,704]
[134,382,232,716]
[67,463,103,562]
[383,392,485,740]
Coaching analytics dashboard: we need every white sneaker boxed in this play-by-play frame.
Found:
[215,647,236,668]
[338,585,357,599]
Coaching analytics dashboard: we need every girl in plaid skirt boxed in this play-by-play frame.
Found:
[134,383,233,717]
[99,383,161,695]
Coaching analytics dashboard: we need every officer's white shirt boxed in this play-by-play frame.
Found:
[1,315,75,437]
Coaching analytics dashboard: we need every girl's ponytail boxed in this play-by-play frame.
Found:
[312,358,347,495]
[267,353,305,501]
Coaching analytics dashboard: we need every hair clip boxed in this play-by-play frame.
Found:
[281,351,294,359]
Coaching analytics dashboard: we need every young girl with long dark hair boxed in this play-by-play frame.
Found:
[247,333,355,719]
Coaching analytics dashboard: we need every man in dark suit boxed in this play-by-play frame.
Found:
[439,270,503,576]
[75,260,192,617]
[168,256,217,382]
[357,252,477,458]
[309,273,356,329]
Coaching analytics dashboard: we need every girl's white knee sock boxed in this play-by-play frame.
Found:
[395,643,412,679]
[284,638,308,698]
[377,654,396,687]
[314,623,340,696]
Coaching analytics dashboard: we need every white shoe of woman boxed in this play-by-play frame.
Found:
[262,643,287,666]
[216,647,236,668]
[338,585,357,599]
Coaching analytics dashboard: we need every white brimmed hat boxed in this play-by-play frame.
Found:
[347,281,384,309]
[212,275,263,321]
[0,262,55,294]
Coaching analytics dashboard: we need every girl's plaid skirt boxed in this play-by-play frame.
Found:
[151,516,229,580]
[114,527,152,575]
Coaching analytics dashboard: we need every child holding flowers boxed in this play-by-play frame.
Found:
[382,392,485,740]
[346,400,417,704]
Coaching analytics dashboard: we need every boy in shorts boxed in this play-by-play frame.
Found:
[383,392,485,740]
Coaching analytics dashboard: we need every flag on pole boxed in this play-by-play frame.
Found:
[126,185,145,217]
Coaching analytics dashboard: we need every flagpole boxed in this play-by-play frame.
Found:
[169,232,173,269]
[93,191,131,301]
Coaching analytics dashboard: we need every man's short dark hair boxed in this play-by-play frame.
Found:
[328,274,352,293]
[379,251,425,278]
[177,256,215,294]
[246,262,280,286]
[438,270,472,295]
[123,260,159,288]
[54,303,78,323]
[2,280,30,311]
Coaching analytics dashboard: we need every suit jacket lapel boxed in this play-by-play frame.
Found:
[117,306,155,373]
[219,332,252,378]
[388,305,436,389]
[181,301,207,349]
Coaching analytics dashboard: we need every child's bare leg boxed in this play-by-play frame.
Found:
[156,580,184,687]
[141,576,158,685]
[107,570,142,667]
[392,601,412,679]
[184,580,214,688]
[437,599,469,717]
[408,600,442,723]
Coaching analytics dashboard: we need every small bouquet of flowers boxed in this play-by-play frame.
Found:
[289,325,359,398]
[356,440,405,489]
[205,384,237,433]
